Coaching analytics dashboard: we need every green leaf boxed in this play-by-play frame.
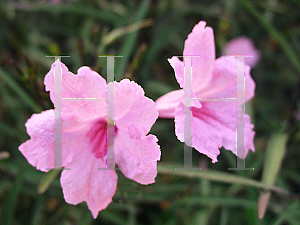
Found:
[38,169,62,194]
[10,3,122,25]
[0,122,28,140]
[238,0,300,73]
[0,67,42,113]
[102,19,153,47]
[257,133,288,219]
[114,0,151,80]
[4,164,26,225]
[157,164,288,194]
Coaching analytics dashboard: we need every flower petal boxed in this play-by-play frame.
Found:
[44,60,107,122]
[115,127,160,185]
[195,56,255,102]
[113,79,158,135]
[168,56,185,88]
[175,103,221,163]
[18,110,55,172]
[175,101,255,162]
[60,149,118,219]
[155,89,185,118]
[183,21,215,92]
[241,109,256,157]
[18,109,84,172]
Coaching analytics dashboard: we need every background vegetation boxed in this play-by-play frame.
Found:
[1,0,300,224]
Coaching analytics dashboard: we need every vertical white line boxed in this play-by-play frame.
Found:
[46,56,69,170]
[106,56,115,169]
[53,58,62,169]
[236,56,245,169]
[184,56,193,169]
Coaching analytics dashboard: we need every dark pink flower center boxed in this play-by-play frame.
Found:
[87,120,118,159]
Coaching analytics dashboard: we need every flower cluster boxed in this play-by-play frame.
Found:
[19,21,256,218]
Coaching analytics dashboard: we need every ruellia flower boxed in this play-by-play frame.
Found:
[224,36,260,67]
[19,61,161,218]
[155,21,255,163]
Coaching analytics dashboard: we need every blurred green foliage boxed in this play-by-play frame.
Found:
[1,0,300,224]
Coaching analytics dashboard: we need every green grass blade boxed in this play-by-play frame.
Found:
[32,197,46,225]
[158,164,288,194]
[102,19,153,47]
[4,164,26,225]
[10,3,122,25]
[175,196,257,208]
[238,0,300,73]
[0,67,42,113]
[38,169,62,194]
[114,0,151,80]
[257,133,288,219]
[0,122,28,140]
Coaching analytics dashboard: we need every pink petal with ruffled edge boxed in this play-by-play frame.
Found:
[112,79,160,184]
[113,79,158,135]
[60,149,117,218]
[115,127,160,185]
[44,60,107,122]
[18,109,87,172]
[18,110,55,172]
[175,101,255,162]
[175,103,221,163]
[195,56,255,102]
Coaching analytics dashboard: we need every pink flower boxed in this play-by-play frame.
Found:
[155,21,255,163]
[224,36,260,67]
[19,61,160,218]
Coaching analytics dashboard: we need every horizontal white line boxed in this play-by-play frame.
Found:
[192,98,237,101]
[62,98,106,101]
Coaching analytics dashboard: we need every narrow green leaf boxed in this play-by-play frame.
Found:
[220,208,229,225]
[273,201,300,225]
[4,164,26,225]
[238,0,300,73]
[38,169,62,194]
[175,196,257,208]
[258,133,288,219]
[258,192,271,219]
[0,67,42,113]
[10,3,122,25]
[0,122,28,140]
[157,164,288,194]
[115,0,151,80]
[32,197,46,225]
[292,0,300,7]
[102,19,153,46]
